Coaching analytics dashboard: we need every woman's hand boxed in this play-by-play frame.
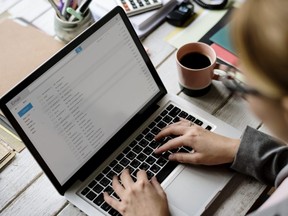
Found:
[154,119,240,165]
[103,169,170,216]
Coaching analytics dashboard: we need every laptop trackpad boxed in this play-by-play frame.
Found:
[165,165,233,216]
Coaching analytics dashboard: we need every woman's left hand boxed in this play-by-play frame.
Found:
[103,169,170,216]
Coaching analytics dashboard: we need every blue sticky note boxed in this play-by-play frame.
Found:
[210,23,237,56]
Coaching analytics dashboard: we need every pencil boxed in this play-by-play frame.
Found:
[48,0,66,20]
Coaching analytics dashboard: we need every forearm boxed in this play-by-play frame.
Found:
[231,126,288,186]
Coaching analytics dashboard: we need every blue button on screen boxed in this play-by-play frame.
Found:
[18,103,33,117]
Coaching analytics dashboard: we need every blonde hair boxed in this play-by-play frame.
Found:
[231,0,288,98]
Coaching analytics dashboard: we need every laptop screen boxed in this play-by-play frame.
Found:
[4,12,161,185]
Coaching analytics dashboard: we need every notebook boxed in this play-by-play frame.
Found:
[0,6,241,216]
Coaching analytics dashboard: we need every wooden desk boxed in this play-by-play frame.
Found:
[0,0,268,215]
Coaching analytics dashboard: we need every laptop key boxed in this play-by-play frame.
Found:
[205,125,212,130]
[88,180,97,189]
[178,111,188,118]
[120,157,130,167]
[186,115,196,121]
[154,116,162,123]
[126,151,136,160]
[142,128,150,135]
[136,134,143,141]
[146,170,154,179]
[194,119,203,126]
[149,140,159,149]
[151,126,161,135]
[116,153,124,161]
[160,109,168,117]
[133,144,143,153]
[156,120,167,129]
[129,140,137,148]
[95,173,104,182]
[123,146,131,154]
[109,208,121,216]
[100,177,110,187]
[107,170,117,180]
[156,161,178,183]
[145,132,154,141]
[169,107,181,117]
[137,152,147,161]
[81,187,89,196]
[105,186,114,195]
[156,157,167,166]
[148,121,156,129]
[163,115,172,123]
[146,156,156,165]
[109,160,118,168]
[94,194,104,206]
[143,146,153,155]
[131,159,140,168]
[139,162,150,171]
[101,202,111,211]
[86,191,97,201]
[138,139,149,147]
[113,164,124,173]
[150,164,161,173]
[166,104,174,111]
[93,184,104,194]
[126,165,135,174]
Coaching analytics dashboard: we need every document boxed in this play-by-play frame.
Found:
[0,140,15,170]
[90,0,178,38]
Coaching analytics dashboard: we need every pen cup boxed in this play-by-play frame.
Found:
[54,9,94,43]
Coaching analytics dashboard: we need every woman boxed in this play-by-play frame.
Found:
[103,0,288,215]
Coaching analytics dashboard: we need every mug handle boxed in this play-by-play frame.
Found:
[212,63,238,80]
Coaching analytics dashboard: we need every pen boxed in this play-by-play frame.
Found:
[58,0,64,12]
[48,0,66,20]
[76,0,92,15]
[67,7,83,21]
[62,0,73,19]
[72,0,78,9]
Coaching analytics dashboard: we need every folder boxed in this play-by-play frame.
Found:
[0,19,64,97]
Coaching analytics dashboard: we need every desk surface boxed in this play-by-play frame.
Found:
[0,0,268,215]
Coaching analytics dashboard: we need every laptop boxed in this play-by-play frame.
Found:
[0,6,241,216]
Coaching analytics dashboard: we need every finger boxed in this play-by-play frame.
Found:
[169,152,203,164]
[103,192,121,211]
[112,175,125,195]
[151,176,165,196]
[136,169,149,181]
[155,135,189,154]
[120,169,134,188]
[154,124,188,141]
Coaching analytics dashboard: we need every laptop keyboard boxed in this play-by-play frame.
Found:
[79,103,213,215]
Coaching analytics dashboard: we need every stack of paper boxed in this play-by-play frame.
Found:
[90,0,178,39]
[0,140,15,170]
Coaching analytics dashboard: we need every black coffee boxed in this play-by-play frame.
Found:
[180,52,211,69]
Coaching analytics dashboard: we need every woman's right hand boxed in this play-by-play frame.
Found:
[154,119,240,165]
